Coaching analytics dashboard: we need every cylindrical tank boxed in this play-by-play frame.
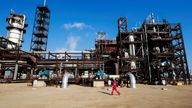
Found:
[6,10,27,49]
[7,29,21,48]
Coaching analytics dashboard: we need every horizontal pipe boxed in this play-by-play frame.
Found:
[0,60,27,64]
[32,51,94,54]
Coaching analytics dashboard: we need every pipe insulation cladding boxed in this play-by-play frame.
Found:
[129,35,135,56]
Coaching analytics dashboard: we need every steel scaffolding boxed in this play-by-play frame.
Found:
[115,15,190,84]
[30,6,50,52]
[117,17,145,82]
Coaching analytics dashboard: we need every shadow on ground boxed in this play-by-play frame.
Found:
[98,91,111,95]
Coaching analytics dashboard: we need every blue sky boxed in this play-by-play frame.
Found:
[0,0,191,70]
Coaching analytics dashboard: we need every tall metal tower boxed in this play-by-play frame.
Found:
[6,10,28,49]
[30,0,50,53]
[5,10,28,80]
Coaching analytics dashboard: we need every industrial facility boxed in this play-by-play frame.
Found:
[0,2,191,85]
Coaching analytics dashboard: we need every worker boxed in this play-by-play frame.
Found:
[111,78,120,95]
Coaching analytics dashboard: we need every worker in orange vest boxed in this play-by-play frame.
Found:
[111,78,120,95]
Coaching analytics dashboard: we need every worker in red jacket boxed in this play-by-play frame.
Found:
[111,78,120,95]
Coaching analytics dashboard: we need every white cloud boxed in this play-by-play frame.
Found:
[55,35,80,51]
[66,35,80,51]
[63,22,93,30]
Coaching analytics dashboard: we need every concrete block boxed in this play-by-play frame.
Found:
[177,82,183,86]
[93,80,104,88]
[33,80,46,87]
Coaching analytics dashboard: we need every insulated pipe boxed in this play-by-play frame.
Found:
[62,73,74,88]
[33,51,94,54]
[115,63,119,75]
[59,62,63,74]
[129,35,136,70]
[129,35,135,56]
[128,72,136,88]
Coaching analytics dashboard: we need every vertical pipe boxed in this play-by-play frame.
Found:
[62,73,74,88]
[75,68,78,76]
[30,68,34,77]
[144,23,152,83]
[129,35,135,56]
[13,64,18,80]
[128,72,136,88]
[13,46,20,80]
[141,34,144,58]
[115,63,119,75]
[129,44,133,56]
[59,62,62,74]
[129,35,136,69]
[132,44,136,56]
[62,73,69,89]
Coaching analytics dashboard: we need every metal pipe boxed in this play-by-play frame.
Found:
[32,51,94,54]
[115,63,119,75]
[13,46,20,80]
[129,35,135,56]
[0,60,27,63]
[144,23,152,83]
[129,35,136,69]
[62,73,74,88]
[128,72,136,88]
[59,62,63,74]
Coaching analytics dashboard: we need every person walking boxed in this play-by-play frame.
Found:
[111,78,120,95]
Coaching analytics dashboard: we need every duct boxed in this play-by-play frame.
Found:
[128,72,136,88]
[62,73,74,89]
